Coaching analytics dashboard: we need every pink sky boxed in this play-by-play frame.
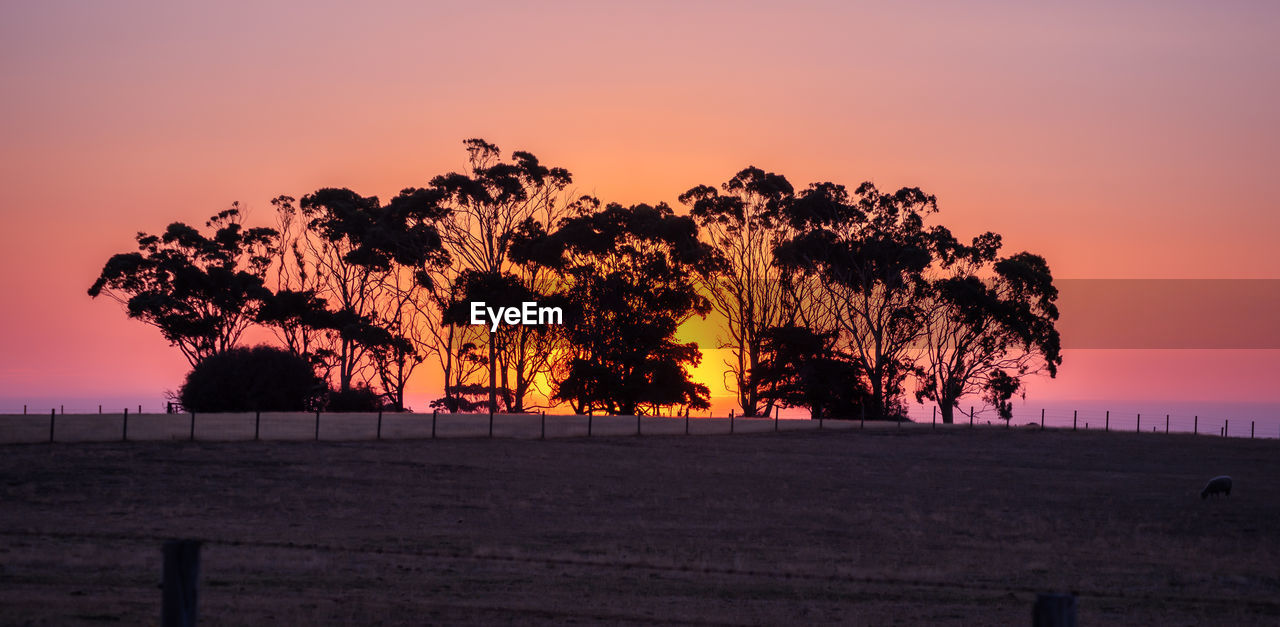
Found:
[1,2,1278,412]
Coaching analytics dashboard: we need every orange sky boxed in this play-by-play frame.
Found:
[2,2,1278,412]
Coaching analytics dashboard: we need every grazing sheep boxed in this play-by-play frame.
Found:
[1201,475,1232,499]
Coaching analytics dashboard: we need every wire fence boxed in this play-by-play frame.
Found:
[2,404,1278,444]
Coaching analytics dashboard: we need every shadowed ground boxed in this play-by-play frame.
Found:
[1,429,1277,625]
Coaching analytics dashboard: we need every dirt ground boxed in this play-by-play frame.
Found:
[1,427,1277,625]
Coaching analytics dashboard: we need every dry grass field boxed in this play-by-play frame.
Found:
[1,427,1278,625]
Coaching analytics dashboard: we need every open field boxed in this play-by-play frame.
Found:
[1,429,1278,625]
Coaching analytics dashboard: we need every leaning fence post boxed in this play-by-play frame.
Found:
[1072,410,1077,431]
[1032,592,1076,627]
[1040,408,1045,430]
[161,539,201,627]
[969,406,974,427]
[122,408,129,442]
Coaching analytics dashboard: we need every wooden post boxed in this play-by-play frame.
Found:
[1225,419,1229,437]
[122,408,128,442]
[588,413,593,437]
[314,410,320,441]
[1032,592,1076,627]
[1105,410,1109,432]
[99,404,102,414]
[23,404,27,414]
[775,409,779,432]
[1136,413,1140,433]
[1041,408,1045,430]
[49,408,55,443]
[637,413,642,436]
[820,416,825,430]
[540,411,546,440]
[254,411,261,441]
[932,406,936,429]
[1194,415,1198,435]
[189,412,196,441]
[139,405,142,414]
[1072,410,1077,431]
[488,408,494,438]
[860,404,865,429]
[969,406,974,427]
[376,410,382,440]
[1251,420,1255,439]
[161,539,201,627]
[1165,414,1169,434]
[730,411,734,434]
[60,404,64,414]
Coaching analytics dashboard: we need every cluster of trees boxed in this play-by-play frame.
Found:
[90,139,1060,420]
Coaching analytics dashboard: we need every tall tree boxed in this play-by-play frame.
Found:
[679,167,794,417]
[776,182,958,419]
[88,205,277,367]
[916,247,1063,423]
[428,138,572,413]
[513,199,717,415]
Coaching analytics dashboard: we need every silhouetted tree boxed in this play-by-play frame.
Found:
[680,167,795,418]
[428,139,572,413]
[88,205,276,367]
[776,182,959,419]
[916,246,1063,423]
[513,198,717,415]
[179,345,324,412]
[752,325,870,420]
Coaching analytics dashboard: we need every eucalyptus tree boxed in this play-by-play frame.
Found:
[513,198,717,415]
[679,167,795,418]
[427,138,572,412]
[88,205,277,367]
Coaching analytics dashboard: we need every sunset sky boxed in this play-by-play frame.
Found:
[2,1,1277,414]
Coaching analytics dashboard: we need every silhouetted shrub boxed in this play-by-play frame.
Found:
[324,383,389,412]
[179,345,325,412]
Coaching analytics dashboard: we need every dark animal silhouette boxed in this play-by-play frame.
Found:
[1201,475,1232,499]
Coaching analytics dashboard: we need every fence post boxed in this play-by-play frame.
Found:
[1072,410,1077,431]
[637,413,642,437]
[932,406,936,429]
[49,409,55,443]
[376,410,382,440]
[1225,419,1229,437]
[189,412,195,441]
[122,408,128,442]
[60,405,64,414]
[99,404,102,414]
[1032,592,1076,627]
[1250,420,1254,439]
[431,410,437,439]
[254,411,261,441]
[161,539,201,627]
[24,404,27,414]
[730,411,735,434]
[1136,413,1140,433]
[1041,408,1045,430]
[1165,414,1169,434]
[685,410,689,435]
[314,410,320,440]
[1194,415,1198,435]
[1105,410,1109,432]
[588,413,593,437]
[860,404,865,429]
[488,408,494,438]
[540,411,546,440]
[775,409,779,432]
